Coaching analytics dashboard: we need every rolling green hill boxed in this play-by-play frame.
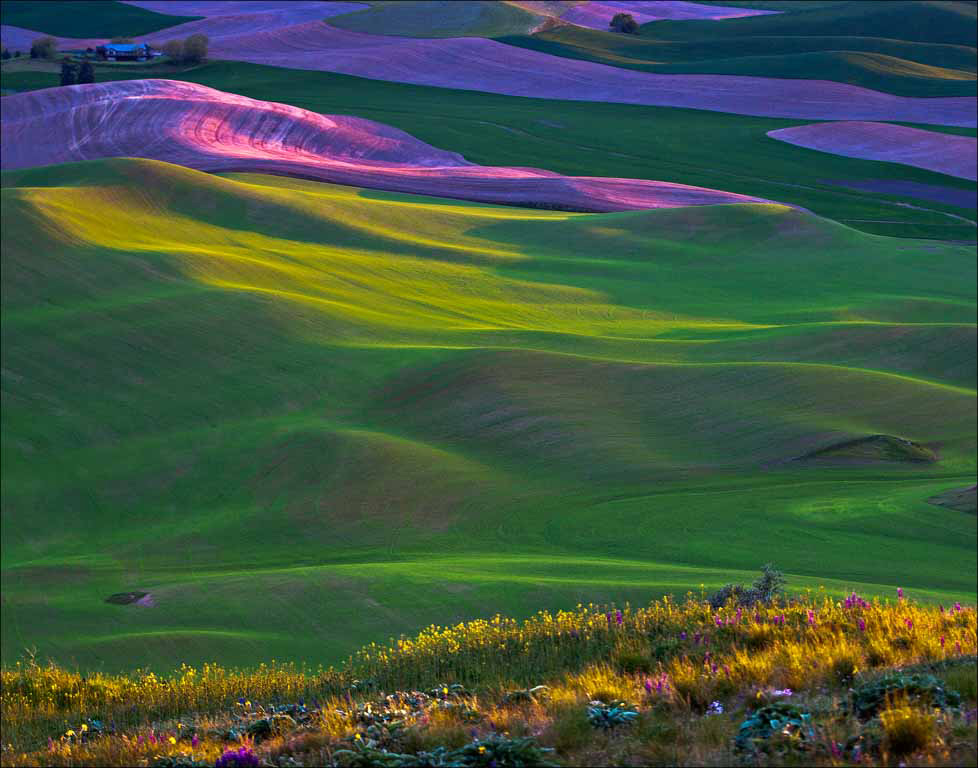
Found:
[2,60,975,242]
[498,25,977,97]
[2,158,974,672]
[328,0,546,38]
[0,0,201,38]
[643,1,977,47]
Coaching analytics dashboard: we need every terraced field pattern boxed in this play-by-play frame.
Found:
[1,0,975,674]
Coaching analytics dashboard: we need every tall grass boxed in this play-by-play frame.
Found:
[2,590,975,763]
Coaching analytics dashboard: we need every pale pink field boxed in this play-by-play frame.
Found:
[562,0,777,29]
[0,80,784,212]
[768,122,978,181]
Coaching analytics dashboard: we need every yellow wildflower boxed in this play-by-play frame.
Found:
[169,736,177,745]
[80,724,88,732]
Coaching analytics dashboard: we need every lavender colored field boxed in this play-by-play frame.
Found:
[562,0,777,29]
[768,122,978,181]
[0,80,781,211]
[3,13,974,125]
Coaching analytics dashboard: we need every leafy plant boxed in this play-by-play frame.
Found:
[734,701,815,756]
[850,673,962,719]
[585,701,639,730]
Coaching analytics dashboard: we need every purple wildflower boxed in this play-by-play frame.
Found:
[955,602,962,612]
[940,636,945,648]
[216,746,260,768]
[807,610,815,625]
[644,679,653,695]
[858,618,866,632]
[905,618,914,630]
[897,587,903,599]
[615,609,623,626]
[680,631,687,640]
[191,734,199,748]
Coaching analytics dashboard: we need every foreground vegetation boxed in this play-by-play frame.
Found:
[2,582,975,766]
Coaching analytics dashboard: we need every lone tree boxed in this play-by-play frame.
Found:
[1,47,11,60]
[182,33,208,63]
[30,36,57,59]
[60,58,78,86]
[161,38,183,61]
[162,34,208,64]
[610,12,639,34]
[78,59,95,84]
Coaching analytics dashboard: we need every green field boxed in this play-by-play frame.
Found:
[495,0,977,98]
[498,26,977,97]
[644,1,977,47]
[0,0,200,38]
[329,0,546,38]
[2,60,975,241]
[1,158,974,672]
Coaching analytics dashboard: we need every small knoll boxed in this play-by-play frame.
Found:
[768,122,977,181]
[0,80,782,212]
[927,485,977,514]
[794,434,938,465]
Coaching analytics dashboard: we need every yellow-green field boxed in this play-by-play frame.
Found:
[1,158,974,673]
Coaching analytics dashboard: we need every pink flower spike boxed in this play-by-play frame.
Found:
[897,587,903,599]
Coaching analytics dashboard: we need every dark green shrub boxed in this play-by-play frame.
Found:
[735,701,815,756]
[709,564,786,609]
[610,12,639,33]
[850,673,962,719]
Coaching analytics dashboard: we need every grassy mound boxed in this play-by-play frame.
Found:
[1,159,974,672]
[1,589,975,766]
[498,27,977,98]
[329,0,546,38]
[642,1,977,47]
[0,0,201,38]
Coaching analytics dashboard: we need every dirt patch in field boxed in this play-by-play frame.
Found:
[927,485,977,514]
[794,434,938,465]
[105,591,152,605]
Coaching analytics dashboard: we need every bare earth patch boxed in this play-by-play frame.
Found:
[927,485,977,515]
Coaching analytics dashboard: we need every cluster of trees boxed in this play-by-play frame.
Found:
[610,12,640,34]
[30,36,58,58]
[161,34,208,64]
[1,47,23,59]
[60,58,95,85]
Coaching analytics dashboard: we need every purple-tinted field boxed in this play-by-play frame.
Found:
[0,80,782,211]
[3,8,974,125]
[768,122,978,180]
